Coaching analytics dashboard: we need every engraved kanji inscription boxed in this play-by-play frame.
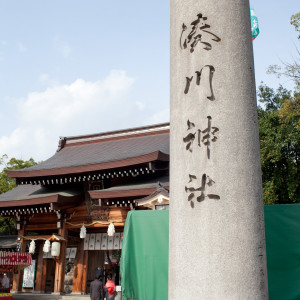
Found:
[185,173,220,208]
[183,117,219,159]
[180,13,221,53]
[184,65,215,100]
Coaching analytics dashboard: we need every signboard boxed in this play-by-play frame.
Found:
[22,259,36,289]
[88,207,109,222]
[0,252,31,266]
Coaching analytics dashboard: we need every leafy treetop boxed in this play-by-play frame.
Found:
[257,85,300,204]
[0,155,37,235]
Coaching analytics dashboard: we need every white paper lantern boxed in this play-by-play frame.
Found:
[107,222,115,237]
[51,241,61,257]
[43,240,51,253]
[29,240,36,254]
[157,195,164,204]
[80,224,87,239]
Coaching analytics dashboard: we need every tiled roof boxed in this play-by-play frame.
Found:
[88,175,169,199]
[32,132,169,171]
[0,185,81,207]
[99,175,169,192]
[7,127,169,178]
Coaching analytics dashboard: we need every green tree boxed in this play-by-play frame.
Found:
[258,84,300,204]
[291,12,300,39]
[0,155,37,235]
[0,155,37,194]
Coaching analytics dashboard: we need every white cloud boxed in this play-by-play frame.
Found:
[0,70,169,162]
[0,70,137,161]
[146,108,170,124]
[0,128,29,159]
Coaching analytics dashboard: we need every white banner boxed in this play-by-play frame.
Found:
[95,233,102,250]
[89,234,96,250]
[83,233,123,250]
[107,236,114,250]
[84,235,89,250]
[66,248,77,259]
[113,233,121,250]
[101,234,108,250]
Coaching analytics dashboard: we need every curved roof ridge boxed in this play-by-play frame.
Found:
[59,122,170,149]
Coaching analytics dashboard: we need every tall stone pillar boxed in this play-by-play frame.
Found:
[169,0,269,299]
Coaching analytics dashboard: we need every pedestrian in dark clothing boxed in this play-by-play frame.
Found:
[90,274,104,300]
[95,266,103,279]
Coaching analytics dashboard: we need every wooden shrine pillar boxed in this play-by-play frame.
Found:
[53,222,68,294]
[81,250,88,294]
[35,242,46,293]
[12,225,26,292]
[72,238,87,294]
[41,252,48,292]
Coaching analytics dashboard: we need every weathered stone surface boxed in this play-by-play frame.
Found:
[169,0,268,299]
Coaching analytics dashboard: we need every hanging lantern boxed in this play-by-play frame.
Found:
[107,222,115,237]
[80,224,87,239]
[29,240,36,254]
[43,240,51,253]
[51,241,61,257]
[157,195,164,204]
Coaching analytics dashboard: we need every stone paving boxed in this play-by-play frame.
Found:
[12,294,90,300]
[12,294,121,300]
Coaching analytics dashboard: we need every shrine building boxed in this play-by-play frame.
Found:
[0,123,170,294]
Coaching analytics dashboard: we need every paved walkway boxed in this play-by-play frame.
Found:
[12,294,90,300]
[12,294,121,300]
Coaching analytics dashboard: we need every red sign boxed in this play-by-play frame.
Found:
[0,252,31,266]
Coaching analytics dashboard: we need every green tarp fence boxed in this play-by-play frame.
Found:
[121,205,300,300]
[265,204,300,300]
[121,210,169,300]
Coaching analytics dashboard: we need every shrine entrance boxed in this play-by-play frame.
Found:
[86,251,105,294]
[45,259,55,293]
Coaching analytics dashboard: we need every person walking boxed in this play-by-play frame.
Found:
[104,274,116,300]
[1,274,10,293]
[90,273,104,300]
[95,266,103,279]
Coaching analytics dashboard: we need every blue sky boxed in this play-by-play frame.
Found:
[0,0,299,162]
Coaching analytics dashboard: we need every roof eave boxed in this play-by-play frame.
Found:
[6,151,169,179]
[0,194,81,208]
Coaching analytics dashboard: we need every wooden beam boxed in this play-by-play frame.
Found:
[53,222,68,294]
[66,222,125,229]
[50,201,80,211]
[35,242,45,292]
[25,224,58,231]
[41,254,47,292]
[12,225,26,292]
